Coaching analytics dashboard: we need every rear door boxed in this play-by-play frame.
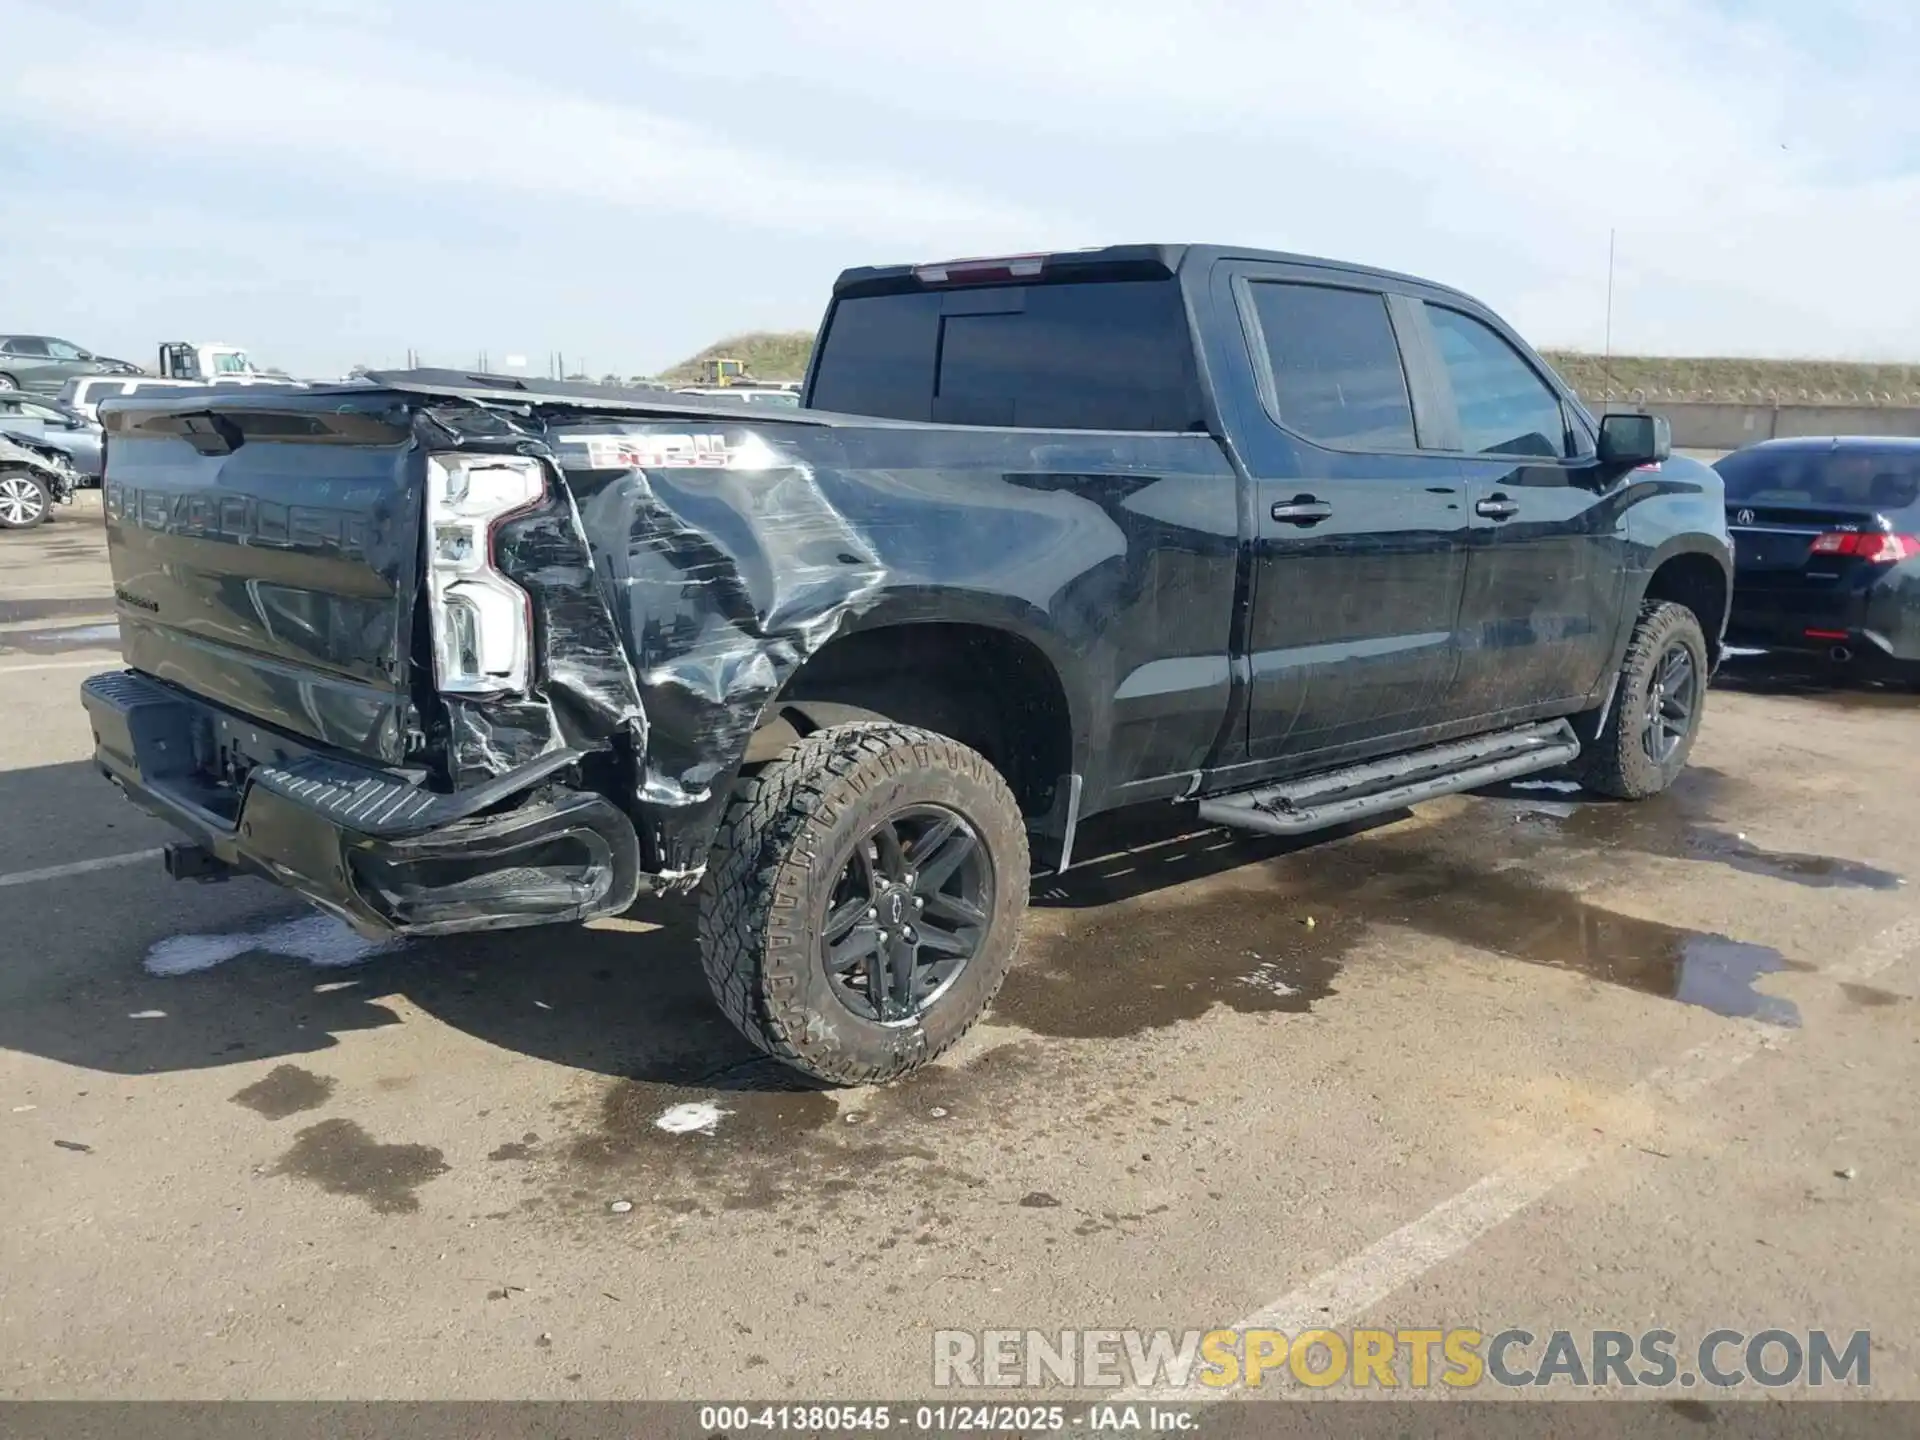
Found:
[1414,301,1628,713]
[1218,263,1472,762]
[40,337,103,389]
[1,337,55,392]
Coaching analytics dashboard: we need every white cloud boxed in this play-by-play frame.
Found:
[0,0,1914,365]
[631,0,1920,357]
[0,3,1071,253]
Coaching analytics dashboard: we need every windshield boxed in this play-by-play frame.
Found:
[1715,447,1920,512]
[212,351,255,374]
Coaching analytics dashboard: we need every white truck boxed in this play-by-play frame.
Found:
[58,342,303,422]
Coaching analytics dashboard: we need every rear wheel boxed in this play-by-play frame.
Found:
[1579,601,1709,799]
[697,721,1028,1086]
[0,374,17,392]
[0,470,50,530]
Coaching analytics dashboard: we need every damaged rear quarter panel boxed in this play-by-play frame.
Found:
[548,416,1241,877]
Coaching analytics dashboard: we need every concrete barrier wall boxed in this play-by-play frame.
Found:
[1578,398,1920,452]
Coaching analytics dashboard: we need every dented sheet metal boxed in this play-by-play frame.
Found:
[550,420,889,875]
[528,413,1240,880]
[0,432,79,510]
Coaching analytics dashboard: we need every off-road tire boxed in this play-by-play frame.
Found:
[1579,600,1709,799]
[697,721,1029,1086]
[0,470,51,530]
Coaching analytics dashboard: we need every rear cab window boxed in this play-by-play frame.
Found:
[807,279,1205,432]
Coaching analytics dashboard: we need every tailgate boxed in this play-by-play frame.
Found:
[1729,502,1883,585]
[100,398,423,764]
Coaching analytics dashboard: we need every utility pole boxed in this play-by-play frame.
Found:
[1603,228,1617,392]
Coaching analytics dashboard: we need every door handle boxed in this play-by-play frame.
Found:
[1271,497,1333,526]
[1475,496,1520,520]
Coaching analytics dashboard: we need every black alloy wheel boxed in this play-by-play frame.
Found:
[1640,641,1701,766]
[820,804,993,1024]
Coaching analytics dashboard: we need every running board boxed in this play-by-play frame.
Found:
[1197,720,1581,838]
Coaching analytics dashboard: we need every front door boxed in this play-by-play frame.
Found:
[1220,268,1473,763]
[1416,301,1628,714]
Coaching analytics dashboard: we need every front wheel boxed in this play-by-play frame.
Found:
[697,721,1029,1086]
[1579,600,1709,799]
[0,470,51,530]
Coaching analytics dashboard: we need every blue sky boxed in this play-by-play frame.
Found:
[2,0,1915,379]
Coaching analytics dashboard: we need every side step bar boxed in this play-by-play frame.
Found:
[1198,720,1581,838]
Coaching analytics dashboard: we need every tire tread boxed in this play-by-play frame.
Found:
[696,721,1027,1086]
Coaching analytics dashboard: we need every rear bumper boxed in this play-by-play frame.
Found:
[81,670,642,937]
[1728,573,1920,663]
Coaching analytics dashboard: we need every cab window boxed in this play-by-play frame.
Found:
[1425,305,1569,459]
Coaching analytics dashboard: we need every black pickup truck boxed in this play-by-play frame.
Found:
[82,243,1732,1084]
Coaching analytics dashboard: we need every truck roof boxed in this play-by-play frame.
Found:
[94,369,856,429]
[831,242,1481,306]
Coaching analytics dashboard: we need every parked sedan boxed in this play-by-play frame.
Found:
[0,334,142,395]
[1717,436,1920,683]
[0,394,103,483]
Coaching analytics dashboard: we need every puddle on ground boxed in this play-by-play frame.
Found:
[1479,764,1902,892]
[996,817,1810,1037]
[231,1064,336,1120]
[1501,792,1902,892]
[269,1118,449,1214]
[1000,890,1354,1039]
[0,619,119,655]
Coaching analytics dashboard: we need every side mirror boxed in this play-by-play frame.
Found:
[1597,412,1671,468]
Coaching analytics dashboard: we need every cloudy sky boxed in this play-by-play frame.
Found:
[2,0,1914,378]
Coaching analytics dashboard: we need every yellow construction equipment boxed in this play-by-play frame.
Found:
[694,357,752,386]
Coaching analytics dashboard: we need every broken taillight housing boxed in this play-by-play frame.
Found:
[424,453,545,695]
[1809,531,1920,563]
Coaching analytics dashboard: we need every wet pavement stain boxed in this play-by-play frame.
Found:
[1841,982,1907,1009]
[997,816,1811,1036]
[270,1118,450,1214]
[488,1133,542,1162]
[540,1044,1041,1222]
[231,1064,336,1120]
[0,619,120,655]
[0,596,114,625]
[1714,661,1920,711]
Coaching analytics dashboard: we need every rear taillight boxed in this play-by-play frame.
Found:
[1809,531,1920,563]
[912,253,1048,285]
[424,453,546,695]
